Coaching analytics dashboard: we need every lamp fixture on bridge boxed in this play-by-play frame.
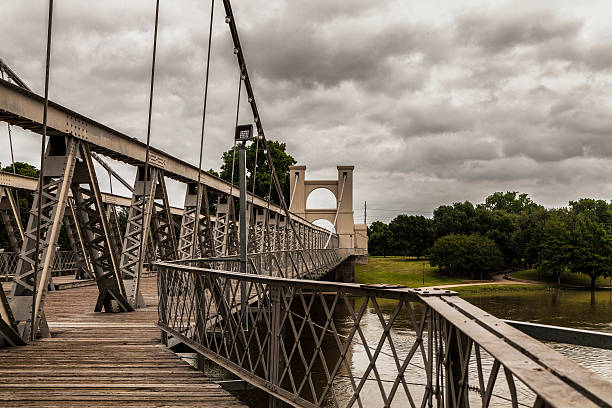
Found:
[235,124,253,142]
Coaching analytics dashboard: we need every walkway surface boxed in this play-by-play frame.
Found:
[0,276,247,407]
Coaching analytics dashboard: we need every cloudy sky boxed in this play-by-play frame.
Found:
[2,0,612,225]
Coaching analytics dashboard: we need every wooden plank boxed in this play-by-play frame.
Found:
[0,276,247,407]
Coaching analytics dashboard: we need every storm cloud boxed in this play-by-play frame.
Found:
[1,0,612,223]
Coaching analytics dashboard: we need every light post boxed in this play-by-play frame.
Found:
[235,123,253,330]
[422,262,425,286]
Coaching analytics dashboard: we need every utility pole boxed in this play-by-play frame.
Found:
[364,200,367,225]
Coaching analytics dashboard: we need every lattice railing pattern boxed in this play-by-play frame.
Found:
[1,251,78,276]
[156,264,607,408]
[0,252,18,276]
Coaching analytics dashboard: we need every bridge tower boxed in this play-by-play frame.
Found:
[289,165,367,258]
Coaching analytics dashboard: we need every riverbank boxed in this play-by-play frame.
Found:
[355,256,471,288]
[355,256,612,294]
[355,256,546,294]
[512,269,612,289]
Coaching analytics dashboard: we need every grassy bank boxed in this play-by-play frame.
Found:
[511,269,611,287]
[355,256,471,287]
[354,257,554,294]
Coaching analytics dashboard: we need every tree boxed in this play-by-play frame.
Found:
[218,141,296,205]
[536,214,572,285]
[367,221,392,256]
[388,215,434,258]
[483,191,541,214]
[571,215,612,290]
[512,206,547,267]
[569,198,612,225]
[473,207,518,266]
[2,161,39,178]
[429,233,504,279]
[433,201,477,238]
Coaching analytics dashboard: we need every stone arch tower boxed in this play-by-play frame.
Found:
[289,165,367,254]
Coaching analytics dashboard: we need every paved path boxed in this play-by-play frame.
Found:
[419,273,536,290]
[0,276,246,407]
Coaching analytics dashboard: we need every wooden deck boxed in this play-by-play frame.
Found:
[0,276,247,407]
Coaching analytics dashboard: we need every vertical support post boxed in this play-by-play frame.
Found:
[446,326,469,407]
[239,145,248,274]
[238,144,248,330]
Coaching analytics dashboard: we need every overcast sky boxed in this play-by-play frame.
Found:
[2,0,612,225]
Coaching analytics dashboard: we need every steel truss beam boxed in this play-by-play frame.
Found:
[213,195,238,257]
[178,183,214,259]
[0,79,331,237]
[8,136,79,340]
[0,280,25,346]
[63,198,94,280]
[70,142,131,313]
[0,170,184,216]
[119,166,178,308]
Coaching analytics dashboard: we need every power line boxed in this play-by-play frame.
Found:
[354,208,433,213]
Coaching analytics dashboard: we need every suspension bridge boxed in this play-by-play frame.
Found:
[0,1,611,407]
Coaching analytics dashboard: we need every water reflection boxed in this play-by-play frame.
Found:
[463,288,612,333]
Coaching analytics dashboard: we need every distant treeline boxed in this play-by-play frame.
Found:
[368,192,612,288]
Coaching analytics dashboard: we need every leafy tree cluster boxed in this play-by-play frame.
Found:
[368,192,612,286]
[429,234,504,279]
[218,141,296,204]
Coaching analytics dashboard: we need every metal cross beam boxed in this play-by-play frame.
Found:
[0,170,184,216]
[0,79,330,235]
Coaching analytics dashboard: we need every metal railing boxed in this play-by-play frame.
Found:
[171,248,346,280]
[156,262,612,408]
[0,251,77,277]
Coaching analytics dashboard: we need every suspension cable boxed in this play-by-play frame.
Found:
[137,0,161,295]
[108,170,113,195]
[264,174,273,251]
[250,134,259,202]
[222,0,307,251]
[0,70,16,175]
[325,173,346,248]
[0,69,19,211]
[32,0,54,341]
[191,0,216,259]
[229,69,241,192]
[0,58,31,91]
[289,171,298,209]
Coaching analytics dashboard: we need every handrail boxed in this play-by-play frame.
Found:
[155,262,612,408]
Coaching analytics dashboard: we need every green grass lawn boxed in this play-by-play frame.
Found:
[355,256,473,287]
[511,269,612,287]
